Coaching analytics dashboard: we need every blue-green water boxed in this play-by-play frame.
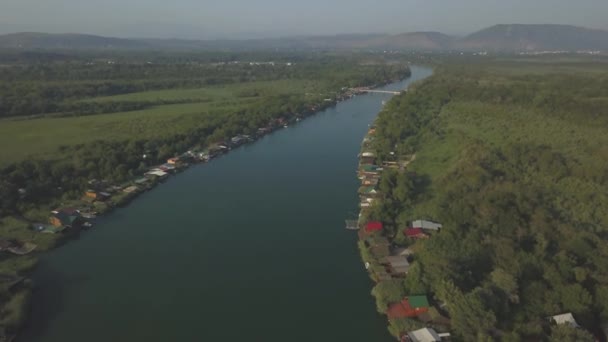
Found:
[21,66,433,342]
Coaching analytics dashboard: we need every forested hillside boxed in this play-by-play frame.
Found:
[368,59,608,340]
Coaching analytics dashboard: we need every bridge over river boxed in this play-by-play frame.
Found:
[351,88,405,95]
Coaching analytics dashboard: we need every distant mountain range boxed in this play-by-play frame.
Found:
[1,24,607,52]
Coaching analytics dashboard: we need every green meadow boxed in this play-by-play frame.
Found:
[0,79,330,165]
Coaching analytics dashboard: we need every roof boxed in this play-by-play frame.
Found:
[52,212,80,226]
[362,186,377,194]
[408,295,429,308]
[52,208,79,215]
[405,228,425,237]
[551,313,580,327]
[388,296,429,319]
[411,220,442,230]
[407,328,441,342]
[392,247,414,257]
[366,221,383,232]
[362,165,380,172]
[146,170,168,177]
[161,163,176,169]
[386,256,410,268]
[41,225,66,234]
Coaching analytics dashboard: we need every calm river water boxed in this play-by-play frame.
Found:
[21,66,433,342]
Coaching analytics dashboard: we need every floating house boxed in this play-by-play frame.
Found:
[387,295,430,319]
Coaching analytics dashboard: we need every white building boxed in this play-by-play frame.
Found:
[411,220,443,231]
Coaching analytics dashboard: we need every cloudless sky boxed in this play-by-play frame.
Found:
[1,0,607,39]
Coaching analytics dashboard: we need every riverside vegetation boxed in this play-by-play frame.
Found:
[362,57,608,340]
[0,50,410,339]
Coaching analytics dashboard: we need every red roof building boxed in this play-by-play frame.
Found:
[366,221,383,233]
[387,296,430,319]
[404,228,428,239]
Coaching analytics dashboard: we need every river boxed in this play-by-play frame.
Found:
[20,65,433,342]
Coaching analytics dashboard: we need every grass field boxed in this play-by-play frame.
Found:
[79,79,328,103]
[0,79,330,165]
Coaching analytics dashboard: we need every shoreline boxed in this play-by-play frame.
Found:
[353,68,447,340]
[4,73,412,341]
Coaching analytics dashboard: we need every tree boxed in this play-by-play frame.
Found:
[549,325,594,342]
[372,279,406,313]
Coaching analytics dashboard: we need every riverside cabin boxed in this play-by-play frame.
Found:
[404,228,428,239]
[84,190,111,201]
[411,220,442,231]
[403,328,450,342]
[549,313,580,328]
[167,157,180,165]
[49,208,84,229]
[365,221,383,233]
[385,255,410,275]
[360,152,376,165]
[387,295,430,319]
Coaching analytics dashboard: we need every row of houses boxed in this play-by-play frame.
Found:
[356,126,450,341]
[35,114,317,235]
[356,126,600,341]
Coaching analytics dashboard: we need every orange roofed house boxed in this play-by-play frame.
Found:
[388,295,430,319]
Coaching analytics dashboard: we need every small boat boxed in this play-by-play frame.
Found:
[283,125,289,128]
[365,262,370,270]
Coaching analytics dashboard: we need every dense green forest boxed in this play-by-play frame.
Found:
[0,53,403,118]
[366,59,608,340]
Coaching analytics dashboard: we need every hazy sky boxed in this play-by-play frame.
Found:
[1,0,607,39]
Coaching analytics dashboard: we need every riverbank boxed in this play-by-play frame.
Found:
[0,70,415,341]
[353,61,608,341]
[352,69,457,340]
[18,71,437,342]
